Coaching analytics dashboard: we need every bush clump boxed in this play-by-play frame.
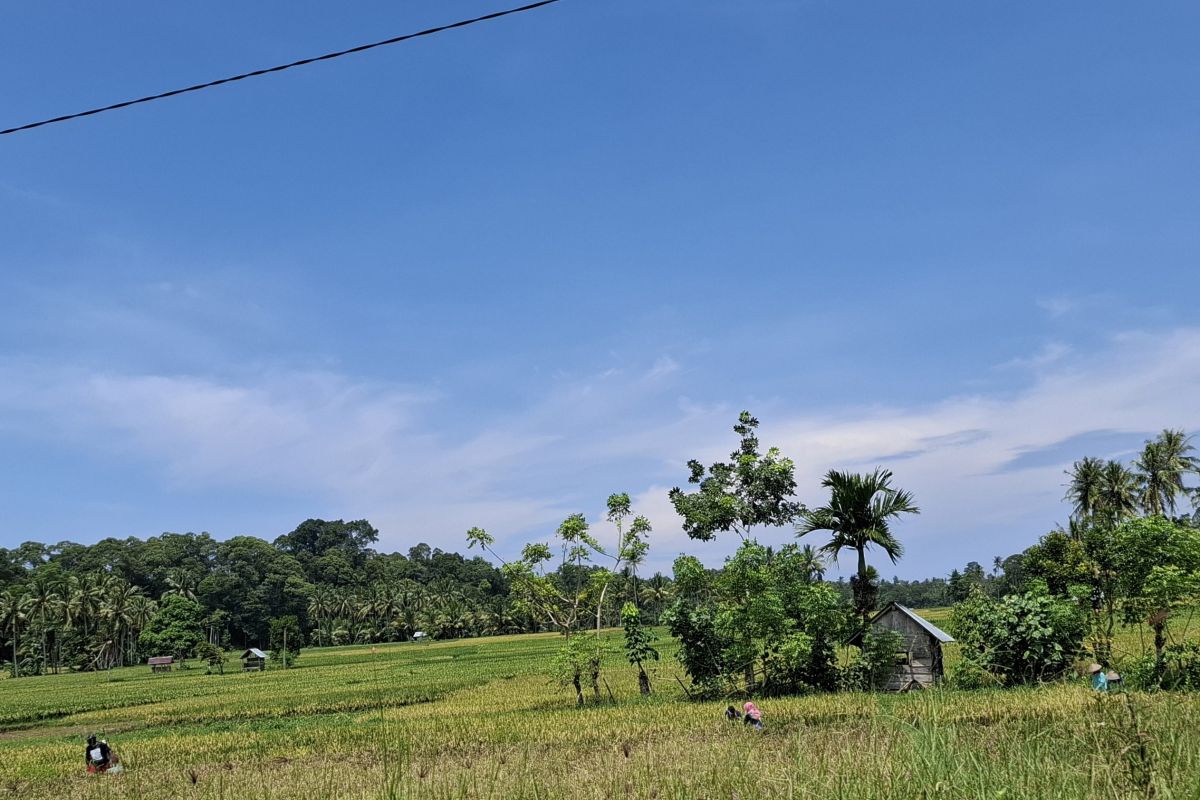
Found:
[950,589,1087,685]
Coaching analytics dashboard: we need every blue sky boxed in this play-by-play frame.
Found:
[1,1,1198,577]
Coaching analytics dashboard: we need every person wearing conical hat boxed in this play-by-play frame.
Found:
[1088,663,1108,692]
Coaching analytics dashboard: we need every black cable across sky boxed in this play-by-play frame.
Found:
[0,0,564,137]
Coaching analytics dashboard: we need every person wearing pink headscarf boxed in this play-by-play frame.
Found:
[742,701,764,730]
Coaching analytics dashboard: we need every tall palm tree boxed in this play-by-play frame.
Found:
[1098,460,1140,524]
[102,581,139,667]
[1134,429,1198,517]
[25,574,62,675]
[163,569,198,601]
[796,467,919,623]
[129,595,157,640]
[0,587,28,677]
[1065,456,1106,520]
[308,588,332,647]
[797,544,827,582]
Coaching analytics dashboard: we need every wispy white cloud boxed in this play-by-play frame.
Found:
[1,328,1198,577]
[996,341,1073,371]
[1036,296,1080,318]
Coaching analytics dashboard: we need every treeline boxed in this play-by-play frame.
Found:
[4,416,1199,695]
[0,518,673,677]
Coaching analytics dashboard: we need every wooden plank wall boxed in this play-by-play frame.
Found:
[874,608,942,690]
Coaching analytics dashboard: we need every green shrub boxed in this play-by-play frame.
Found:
[950,588,1087,684]
[1121,642,1200,691]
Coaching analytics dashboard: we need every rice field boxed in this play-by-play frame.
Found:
[2,624,1200,799]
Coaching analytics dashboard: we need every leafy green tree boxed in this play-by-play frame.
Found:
[195,642,226,674]
[993,553,1029,597]
[138,595,204,660]
[620,602,658,695]
[637,573,674,624]
[949,589,1087,685]
[668,411,802,542]
[200,536,311,646]
[797,467,919,622]
[715,541,789,689]
[274,519,379,584]
[1022,528,1090,598]
[1113,516,1200,682]
[664,545,847,697]
[765,575,845,694]
[662,555,727,697]
[469,497,649,625]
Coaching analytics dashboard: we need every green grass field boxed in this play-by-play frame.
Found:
[3,621,1200,800]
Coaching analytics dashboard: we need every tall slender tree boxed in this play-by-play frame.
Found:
[1098,460,1140,524]
[25,574,62,675]
[0,587,28,677]
[796,468,919,623]
[1065,456,1106,520]
[1135,429,1198,517]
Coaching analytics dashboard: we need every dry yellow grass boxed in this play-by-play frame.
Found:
[2,626,1199,799]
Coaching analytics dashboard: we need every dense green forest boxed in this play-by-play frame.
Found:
[0,519,682,675]
[2,418,1198,690]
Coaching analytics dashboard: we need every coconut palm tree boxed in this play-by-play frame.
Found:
[797,544,827,582]
[1098,460,1140,524]
[129,595,157,641]
[101,582,139,667]
[796,467,919,623]
[24,574,62,675]
[0,587,28,677]
[1065,456,1106,520]
[307,588,332,647]
[163,569,198,601]
[1134,429,1198,517]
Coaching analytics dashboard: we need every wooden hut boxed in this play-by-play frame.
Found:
[846,602,954,691]
[147,656,173,673]
[241,648,268,672]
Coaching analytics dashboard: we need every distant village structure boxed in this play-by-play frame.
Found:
[147,656,173,673]
[241,648,268,672]
[848,602,954,691]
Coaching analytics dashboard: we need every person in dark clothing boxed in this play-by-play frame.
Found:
[725,705,742,721]
[86,735,115,774]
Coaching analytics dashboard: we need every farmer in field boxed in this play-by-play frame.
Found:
[742,701,764,730]
[725,705,742,721]
[1088,663,1108,692]
[85,734,122,774]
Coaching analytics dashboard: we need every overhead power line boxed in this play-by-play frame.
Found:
[1,0,563,137]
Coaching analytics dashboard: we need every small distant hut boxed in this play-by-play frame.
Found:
[847,602,954,691]
[147,656,174,673]
[412,631,428,642]
[241,648,268,672]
